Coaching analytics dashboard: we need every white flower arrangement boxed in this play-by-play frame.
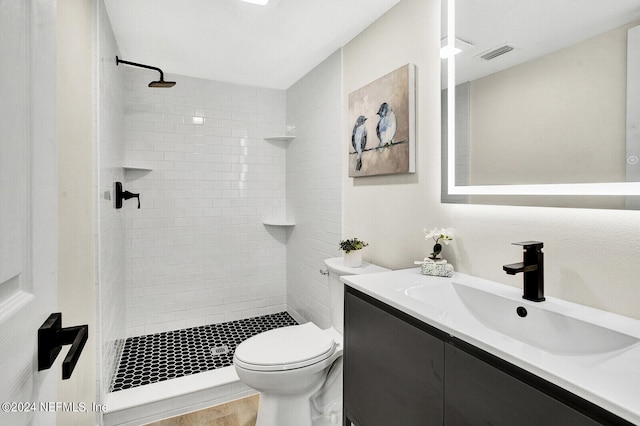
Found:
[423,227,454,259]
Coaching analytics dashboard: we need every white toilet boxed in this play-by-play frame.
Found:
[233,257,388,426]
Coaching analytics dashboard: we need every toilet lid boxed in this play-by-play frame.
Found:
[233,322,336,371]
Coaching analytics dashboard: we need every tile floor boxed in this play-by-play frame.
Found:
[111,312,298,392]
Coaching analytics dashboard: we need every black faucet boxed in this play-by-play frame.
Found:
[503,241,545,302]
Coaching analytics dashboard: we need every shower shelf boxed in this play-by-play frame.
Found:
[122,166,153,172]
[262,220,295,227]
[264,136,295,142]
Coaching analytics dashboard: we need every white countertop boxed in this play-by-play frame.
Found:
[341,268,640,424]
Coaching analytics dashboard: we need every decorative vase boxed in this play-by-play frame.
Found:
[431,243,442,259]
[343,250,362,267]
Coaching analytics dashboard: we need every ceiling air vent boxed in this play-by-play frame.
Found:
[478,44,514,61]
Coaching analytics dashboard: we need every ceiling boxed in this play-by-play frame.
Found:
[104,0,401,89]
[443,0,640,87]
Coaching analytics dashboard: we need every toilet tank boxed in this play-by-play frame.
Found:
[324,257,389,333]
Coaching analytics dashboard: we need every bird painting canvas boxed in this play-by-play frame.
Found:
[348,64,415,177]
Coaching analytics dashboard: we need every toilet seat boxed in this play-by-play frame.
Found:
[234,322,336,372]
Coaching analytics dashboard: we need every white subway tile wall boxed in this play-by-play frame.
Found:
[121,68,288,336]
[285,50,343,328]
[97,0,127,401]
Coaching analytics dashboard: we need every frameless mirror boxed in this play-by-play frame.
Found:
[441,0,640,209]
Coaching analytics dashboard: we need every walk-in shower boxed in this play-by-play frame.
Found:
[101,43,290,424]
[98,2,342,422]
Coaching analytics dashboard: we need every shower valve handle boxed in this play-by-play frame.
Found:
[122,191,140,209]
[115,181,141,209]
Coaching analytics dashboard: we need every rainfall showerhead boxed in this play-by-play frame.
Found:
[115,56,176,88]
[148,80,176,88]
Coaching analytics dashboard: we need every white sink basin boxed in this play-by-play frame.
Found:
[452,282,638,355]
[404,281,639,356]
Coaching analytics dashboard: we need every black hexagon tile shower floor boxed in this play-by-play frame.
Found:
[110,311,298,392]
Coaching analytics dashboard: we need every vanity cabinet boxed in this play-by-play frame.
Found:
[444,343,600,426]
[344,290,446,426]
[344,286,632,426]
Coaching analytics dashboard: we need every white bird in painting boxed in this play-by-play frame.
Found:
[352,115,367,171]
[376,102,397,150]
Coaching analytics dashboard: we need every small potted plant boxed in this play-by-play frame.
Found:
[419,227,455,277]
[339,238,369,267]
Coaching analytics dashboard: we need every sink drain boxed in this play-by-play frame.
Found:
[516,306,528,318]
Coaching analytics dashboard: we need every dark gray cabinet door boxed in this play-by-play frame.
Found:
[344,290,445,426]
[444,343,602,426]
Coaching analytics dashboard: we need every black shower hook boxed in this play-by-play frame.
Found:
[115,56,176,88]
[115,182,140,209]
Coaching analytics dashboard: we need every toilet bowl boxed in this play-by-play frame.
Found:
[233,257,389,426]
[234,322,342,426]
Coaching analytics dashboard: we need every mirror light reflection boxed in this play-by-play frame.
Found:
[442,0,640,209]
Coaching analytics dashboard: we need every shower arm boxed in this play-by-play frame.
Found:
[116,56,166,81]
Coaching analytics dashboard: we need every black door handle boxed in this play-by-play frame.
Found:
[38,313,88,380]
